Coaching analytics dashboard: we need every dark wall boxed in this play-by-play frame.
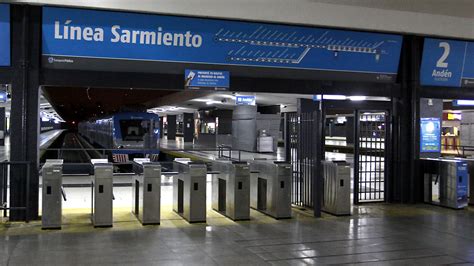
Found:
[198,109,233,134]
[183,113,194,142]
[167,115,176,140]
[257,105,281,114]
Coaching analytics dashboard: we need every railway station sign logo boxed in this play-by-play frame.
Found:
[41,7,402,81]
[236,95,256,105]
[420,38,474,88]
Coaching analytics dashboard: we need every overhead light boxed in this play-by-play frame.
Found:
[454,100,474,106]
[349,96,367,101]
[206,100,220,105]
[218,94,235,99]
[192,98,212,102]
[314,95,347,100]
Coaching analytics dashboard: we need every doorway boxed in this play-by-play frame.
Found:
[323,100,391,205]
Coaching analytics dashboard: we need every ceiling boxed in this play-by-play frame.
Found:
[314,0,474,19]
[41,86,178,122]
[6,0,473,39]
[148,92,391,115]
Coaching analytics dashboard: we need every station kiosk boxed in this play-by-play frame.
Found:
[173,158,207,223]
[91,159,114,227]
[212,160,250,220]
[41,159,64,229]
[249,159,292,219]
[132,158,161,225]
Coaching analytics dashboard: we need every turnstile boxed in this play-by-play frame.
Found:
[322,160,351,216]
[132,159,161,225]
[420,158,468,209]
[249,160,291,219]
[42,159,64,229]
[462,158,474,205]
[212,160,250,220]
[91,161,114,227]
[173,159,207,223]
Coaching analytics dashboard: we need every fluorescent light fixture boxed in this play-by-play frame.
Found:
[336,116,347,123]
[314,95,347,100]
[454,100,474,106]
[349,96,367,101]
[206,100,221,105]
[192,98,212,102]
[218,94,235,99]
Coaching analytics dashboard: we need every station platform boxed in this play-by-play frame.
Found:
[0,129,64,161]
[160,137,286,162]
[1,201,474,264]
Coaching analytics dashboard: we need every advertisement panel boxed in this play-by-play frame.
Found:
[420,117,441,153]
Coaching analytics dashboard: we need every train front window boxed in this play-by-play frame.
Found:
[120,120,146,141]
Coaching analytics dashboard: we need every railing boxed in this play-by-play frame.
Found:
[0,161,32,222]
[217,145,241,161]
[40,147,243,162]
[441,143,474,157]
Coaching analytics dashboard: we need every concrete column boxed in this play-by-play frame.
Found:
[183,113,194,143]
[167,115,176,140]
[9,5,41,221]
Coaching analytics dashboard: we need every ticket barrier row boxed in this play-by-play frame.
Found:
[41,157,293,229]
[41,159,115,229]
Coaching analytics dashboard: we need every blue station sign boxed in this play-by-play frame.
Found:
[236,95,256,105]
[185,69,229,90]
[420,117,441,153]
[42,7,402,80]
[420,38,474,87]
[0,4,10,67]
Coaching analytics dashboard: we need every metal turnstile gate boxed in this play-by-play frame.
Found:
[42,159,65,229]
[212,160,250,221]
[91,161,113,227]
[249,160,292,219]
[173,159,207,223]
[322,160,351,216]
[132,159,161,225]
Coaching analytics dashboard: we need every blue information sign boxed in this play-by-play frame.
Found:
[236,95,256,105]
[0,4,10,67]
[42,7,402,80]
[420,38,474,87]
[420,117,441,153]
[185,69,229,90]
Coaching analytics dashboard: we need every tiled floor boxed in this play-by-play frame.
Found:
[1,136,473,265]
[1,201,474,265]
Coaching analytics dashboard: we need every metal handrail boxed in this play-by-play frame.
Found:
[0,160,32,222]
[41,147,243,162]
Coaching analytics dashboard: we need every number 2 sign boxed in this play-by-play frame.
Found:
[420,38,474,88]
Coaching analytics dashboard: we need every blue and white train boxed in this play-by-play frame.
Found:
[78,112,160,162]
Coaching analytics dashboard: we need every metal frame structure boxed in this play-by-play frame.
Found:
[323,100,392,205]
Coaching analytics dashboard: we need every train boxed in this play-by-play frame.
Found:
[78,112,160,162]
